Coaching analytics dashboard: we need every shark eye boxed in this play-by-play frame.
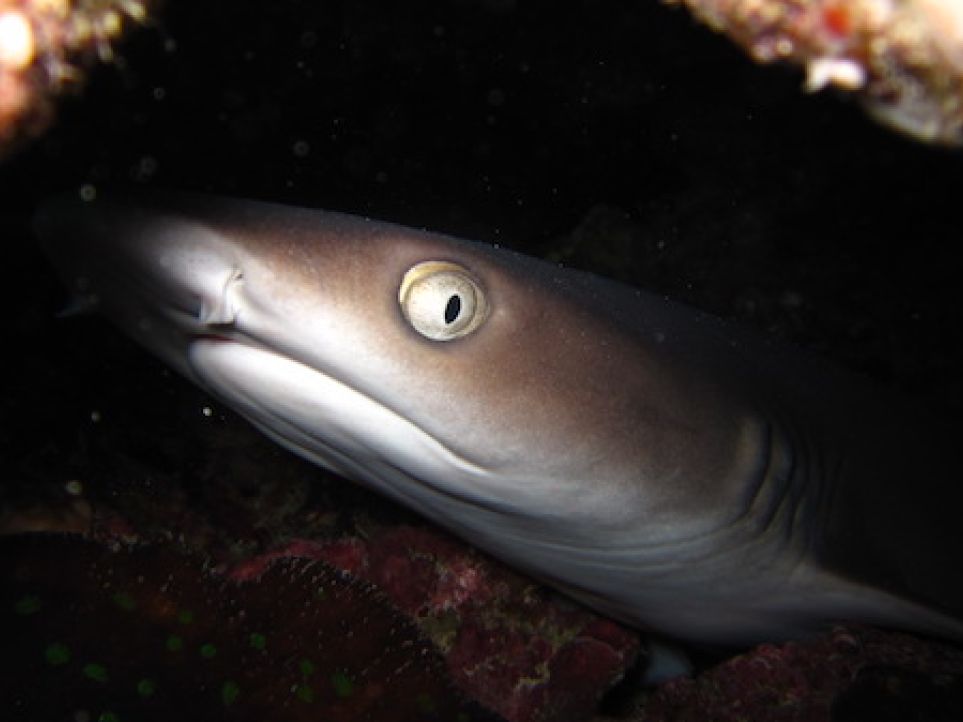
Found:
[399,261,488,341]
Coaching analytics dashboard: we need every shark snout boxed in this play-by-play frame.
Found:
[36,191,245,326]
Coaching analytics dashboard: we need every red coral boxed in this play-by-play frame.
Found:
[638,625,963,721]
[0,533,499,721]
[227,525,640,722]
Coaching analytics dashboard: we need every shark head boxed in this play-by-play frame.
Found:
[37,190,963,646]
[35,191,768,619]
[38,190,751,522]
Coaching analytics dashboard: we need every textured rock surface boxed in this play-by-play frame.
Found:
[0,533,499,721]
[230,528,640,721]
[603,625,963,722]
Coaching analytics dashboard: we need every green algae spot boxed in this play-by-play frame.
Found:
[299,658,316,678]
[83,663,109,682]
[165,635,184,652]
[137,678,156,697]
[177,609,194,625]
[14,594,41,615]
[222,680,240,706]
[200,643,217,659]
[416,693,436,713]
[331,671,354,698]
[420,609,460,650]
[457,714,471,722]
[98,712,120,722]
[44,642,70,666]
[248,632,266,650]
[112,591,136,612]
[295,683,315,703]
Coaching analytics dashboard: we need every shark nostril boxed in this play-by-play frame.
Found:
[198,267,244,326]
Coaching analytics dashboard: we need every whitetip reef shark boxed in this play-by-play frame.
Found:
[34,190,963,657]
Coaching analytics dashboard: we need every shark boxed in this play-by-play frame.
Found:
[34,189,963,652]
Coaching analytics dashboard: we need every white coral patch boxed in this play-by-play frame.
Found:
[805,57,867,91]
[0,11,34,70]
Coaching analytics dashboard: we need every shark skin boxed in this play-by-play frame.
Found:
[34,190,963,649]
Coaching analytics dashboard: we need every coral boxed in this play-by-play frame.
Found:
[0,533,500,721]
[228,525,641,722]
[671,0,963,144]
[623,625,963,721]
[0,0,154,158]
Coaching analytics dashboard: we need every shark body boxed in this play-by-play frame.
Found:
[35,190,963,646]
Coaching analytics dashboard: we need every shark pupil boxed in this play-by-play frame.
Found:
[444,294,462,324]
